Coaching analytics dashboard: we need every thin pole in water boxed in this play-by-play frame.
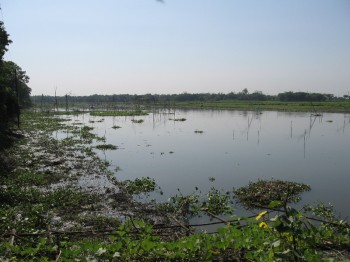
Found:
[303,129,306,158]
[14,70,20,129]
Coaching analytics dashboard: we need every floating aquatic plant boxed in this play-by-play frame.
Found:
[90,110,148,117]
[131,119,144,123]
[234,179,311,209]
[95,144,118,150]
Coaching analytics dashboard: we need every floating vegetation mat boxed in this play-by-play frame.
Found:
[95,144,118,150]
[131,119,144,123]
[90,110,148,117]
[234,179,311,209]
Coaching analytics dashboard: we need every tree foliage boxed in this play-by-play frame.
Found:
[0,22,31,132]
[277,91,334,102]
[32,89,344,105]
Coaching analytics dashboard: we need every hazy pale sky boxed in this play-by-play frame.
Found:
[2,0,350,96]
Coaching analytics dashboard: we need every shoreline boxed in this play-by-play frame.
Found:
[1,112,172,233]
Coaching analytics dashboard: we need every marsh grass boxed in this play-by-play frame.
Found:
[234,179,311,209]
[90,110,148,117]
[6,170,62,187]
[122,177,159,195]
[52,111,86,116]
[175,100,350,112]
[0,111,120,229]
[77,214,121,230]
[131,119,144,123]
[173,118,187,121]
[95,144,118,150]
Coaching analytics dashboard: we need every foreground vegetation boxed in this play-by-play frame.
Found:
[0,111,349,261]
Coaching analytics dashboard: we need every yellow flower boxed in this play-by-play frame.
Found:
[259,222,269,229]
[256,211,268,220]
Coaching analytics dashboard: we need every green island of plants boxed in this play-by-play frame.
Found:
[95,144,118,150]
[90,110,148,117]
[131,119,144,123]
[234,179,311,209]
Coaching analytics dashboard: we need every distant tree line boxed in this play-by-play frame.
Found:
[277,92,335,102]
[0,22,31,132]
[32,89,345,105]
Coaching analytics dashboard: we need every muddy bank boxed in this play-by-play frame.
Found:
[2,112,172,233]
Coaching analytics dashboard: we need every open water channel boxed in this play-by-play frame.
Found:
[60,109,350,220]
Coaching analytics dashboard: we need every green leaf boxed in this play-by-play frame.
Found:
[269,200,282,208]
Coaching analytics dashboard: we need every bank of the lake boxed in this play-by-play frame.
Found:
[174,100,350,113]
[0,111,174,233]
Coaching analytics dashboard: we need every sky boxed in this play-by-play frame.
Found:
[1,0,350,96]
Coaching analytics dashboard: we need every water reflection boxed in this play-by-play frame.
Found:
[58,110,350,220]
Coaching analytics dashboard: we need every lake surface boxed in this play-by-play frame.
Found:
[62,109,350,220]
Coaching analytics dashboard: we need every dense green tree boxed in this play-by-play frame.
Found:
[277,91,330,102]
[0,22,13,130]
[0,61,31,107]
[0,22,11,59]
[0,21,31,131]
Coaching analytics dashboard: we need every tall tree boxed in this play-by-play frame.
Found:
[0,22,13,129]
[0,21,11,60]
[0,21,31,130]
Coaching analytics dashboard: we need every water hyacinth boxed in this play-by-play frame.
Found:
[234,179,311,209]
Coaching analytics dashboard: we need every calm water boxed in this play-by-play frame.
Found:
[62,109,350,219]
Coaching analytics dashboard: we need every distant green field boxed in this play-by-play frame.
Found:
[36,100,350,114]
[174,100,350,112]
[90,110,148,117]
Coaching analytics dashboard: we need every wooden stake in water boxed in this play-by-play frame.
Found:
[54,86,58,112]
[304,130,306,158]
[14,70,20,128]
[65,94,69,112]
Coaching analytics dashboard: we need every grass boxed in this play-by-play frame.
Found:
[173,118,187,121]
[122,177,159,195]
[95,144,118,150]
[174,100,350,112]
[90,110,148,117]
[131,119,144,123]
[0,111,119,232]
[52,111,86,115]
